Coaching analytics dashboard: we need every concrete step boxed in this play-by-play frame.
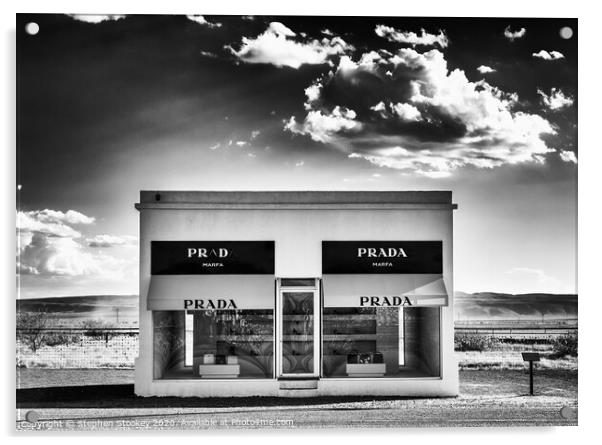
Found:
[278,379,319,390]
[277,388,320,398]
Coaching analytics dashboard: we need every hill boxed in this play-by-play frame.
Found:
[454,292,577,320]
[16,292,577,326]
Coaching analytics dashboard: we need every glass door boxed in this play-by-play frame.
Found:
[277,282,320,377]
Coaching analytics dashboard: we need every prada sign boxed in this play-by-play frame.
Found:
[322,241,442,274]
[184,299,237,310]
[360,296,413,307]
[151,241,275,275]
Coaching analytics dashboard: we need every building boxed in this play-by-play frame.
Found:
[135,191,458,397]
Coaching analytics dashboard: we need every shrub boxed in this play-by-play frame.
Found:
[16,309,50,353]
[44,332,81,347]
[455,333,499,351]
[81,319,112,337]
[552,333,578,357]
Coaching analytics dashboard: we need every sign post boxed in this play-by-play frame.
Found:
[521,352,541,396]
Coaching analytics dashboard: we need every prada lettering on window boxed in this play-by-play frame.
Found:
[184,299,237,310]
[360,296,413,307]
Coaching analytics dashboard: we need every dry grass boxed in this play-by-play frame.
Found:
[457,341,577,370]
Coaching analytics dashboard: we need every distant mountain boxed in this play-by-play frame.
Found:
[16,295,138,327]
[16,292,578,325]
[454,292,577,320]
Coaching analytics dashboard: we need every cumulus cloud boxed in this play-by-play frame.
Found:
[67,14,126,24]
[559,150,577,164]
[186,15,222,28]
[17,209,132,278]
[375,25,449,48]
[503,26,526,41]
[284,47,556,177]
[227,22,354,68]
[19,234,113,277]
[285,106,362,143]
[537,88,574,110]
[86,234,138,248]
[370,101,422,122]
[533,50,564,60]
[477,65,496,74]
[17,209,94,238]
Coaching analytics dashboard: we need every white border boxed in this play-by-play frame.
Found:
[4,0,598,442]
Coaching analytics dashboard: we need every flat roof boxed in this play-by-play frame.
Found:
[138,190,453,205]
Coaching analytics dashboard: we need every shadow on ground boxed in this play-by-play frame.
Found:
[17,384,427,409]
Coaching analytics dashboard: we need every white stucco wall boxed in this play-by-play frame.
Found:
[135,203,457,397]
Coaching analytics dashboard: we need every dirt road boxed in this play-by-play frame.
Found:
[16,369,577,429]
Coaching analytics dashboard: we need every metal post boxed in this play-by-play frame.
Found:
[529,361,534,396]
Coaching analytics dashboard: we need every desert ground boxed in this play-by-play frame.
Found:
[16,364,577,429]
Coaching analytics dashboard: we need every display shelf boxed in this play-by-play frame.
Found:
[322,334,377,341]
[322,314,377,320]
[282,335,314,341]
[211,335,273,341]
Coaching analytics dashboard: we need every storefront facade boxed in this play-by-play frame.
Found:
[135,191,458,397]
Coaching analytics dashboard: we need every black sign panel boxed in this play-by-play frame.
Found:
[322,241,442,274]
[152,241,274,275]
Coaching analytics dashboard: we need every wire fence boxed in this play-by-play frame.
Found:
[16,322,577,369]
[17,328,139,369]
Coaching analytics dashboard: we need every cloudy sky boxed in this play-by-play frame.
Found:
[16,14,577,298]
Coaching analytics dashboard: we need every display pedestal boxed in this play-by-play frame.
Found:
[346,363,386,377]
[198,364,241,378]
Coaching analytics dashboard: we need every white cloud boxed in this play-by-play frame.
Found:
[285,47,556,177]
[375,25,449,48]
[391,102,423,121]
[186,15,222,28]
[370,101,387,113]
[67,15,126,24]
[477,65,496,74]
[200,50,218,58]
[537,88,574,110]
[267,22,296,37]
[227,22,354,69]
[285,106,362,143]
[304,82,323,110]
[235,141,248,147]
[559,150,577,164]
[17,209,94,238]
[533,50,565,60]
[86,234,138,248]
[17,208,132,279]
[503,26,526,41]
[209,143,220,150]
[250,130,261,140]
[370,101,422,121]
[19,234,100,276]
[295,160,305,167]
